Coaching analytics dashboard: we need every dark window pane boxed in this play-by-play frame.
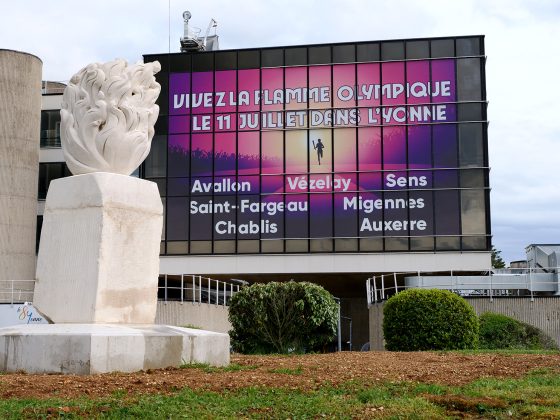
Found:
[166,197,188,240]
[457,37,481,56]
[381,42,404,60]
[40,110,61,147]
[458,123,484,167]
[36,215,43,253]
[406,41,429,59]
[144,135,167,177]
[357,43,380,61]
[189,196,213,240]
[41,109,60,147]
[457,58,482,101]
[333,45,355,63]
[154,116,168,134]
[431,39,454,58]
[238,50,260,69]
[308,46,331,64]
[261,49,284,67]
[168,54,191,72]
[458,103,483,121]
[167,178,189,196]
[435,190,460,235]
[215,51,236,70]
[285,47,307,65]
[192,53,214,71]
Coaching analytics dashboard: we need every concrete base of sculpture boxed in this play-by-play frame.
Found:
[0,324,229,374]
[33,173,163,324]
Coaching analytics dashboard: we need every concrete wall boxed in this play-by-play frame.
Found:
[155,301,231,334]
[161,252,491,276]
[368,302,386,350]
[0,50,42,296]
[368,297,560,349]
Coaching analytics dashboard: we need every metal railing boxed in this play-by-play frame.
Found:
[0,280,36,305]
[366,267,560,306]
[158,274,242,306]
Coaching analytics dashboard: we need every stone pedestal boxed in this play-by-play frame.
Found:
[0,324,230,374]
[0,172,230,372]
[33,173,163,324]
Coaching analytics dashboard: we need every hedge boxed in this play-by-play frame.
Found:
[479,312,558,350]
[383,289,479,351]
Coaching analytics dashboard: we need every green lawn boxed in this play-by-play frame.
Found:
[1,367,559,419]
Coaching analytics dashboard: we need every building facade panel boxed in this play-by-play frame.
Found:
[144,35,490,256]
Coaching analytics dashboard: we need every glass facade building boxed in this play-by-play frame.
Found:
[144,36,489,256]
[39,36,489,258]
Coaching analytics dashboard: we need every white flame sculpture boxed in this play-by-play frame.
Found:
[60,59,161,175]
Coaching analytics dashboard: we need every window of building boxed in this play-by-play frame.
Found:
[40,110,61,147]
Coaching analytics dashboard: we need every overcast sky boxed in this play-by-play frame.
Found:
[1,0,558,264]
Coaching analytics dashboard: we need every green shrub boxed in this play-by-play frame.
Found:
[479,312,558,350]
[228,281,338,354]
[383,289,479,351]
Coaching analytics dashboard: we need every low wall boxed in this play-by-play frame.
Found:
[155,301,231,334]
[369,297,560,350]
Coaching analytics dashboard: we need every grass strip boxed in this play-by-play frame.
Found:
[0,368,558,419]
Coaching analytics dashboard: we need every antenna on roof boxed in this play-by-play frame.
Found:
[180,11,219,52]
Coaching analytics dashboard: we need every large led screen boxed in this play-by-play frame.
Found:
[166,59,463,245]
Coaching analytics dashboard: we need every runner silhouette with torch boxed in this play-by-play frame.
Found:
[312,138,325,165]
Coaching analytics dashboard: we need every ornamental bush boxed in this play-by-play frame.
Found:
[228,281,338,354]
[383,289,479,351]
[479,312,558,350]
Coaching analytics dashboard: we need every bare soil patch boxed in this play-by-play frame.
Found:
[0,352,558,400]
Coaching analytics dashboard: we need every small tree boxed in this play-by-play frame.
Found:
[383,289,479,351]
[491,245,506,269]
[228,281,338,354]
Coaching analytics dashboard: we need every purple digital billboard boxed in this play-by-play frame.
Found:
[167,59,460,243]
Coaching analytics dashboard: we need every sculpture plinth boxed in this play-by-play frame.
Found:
[33,173,162,324]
